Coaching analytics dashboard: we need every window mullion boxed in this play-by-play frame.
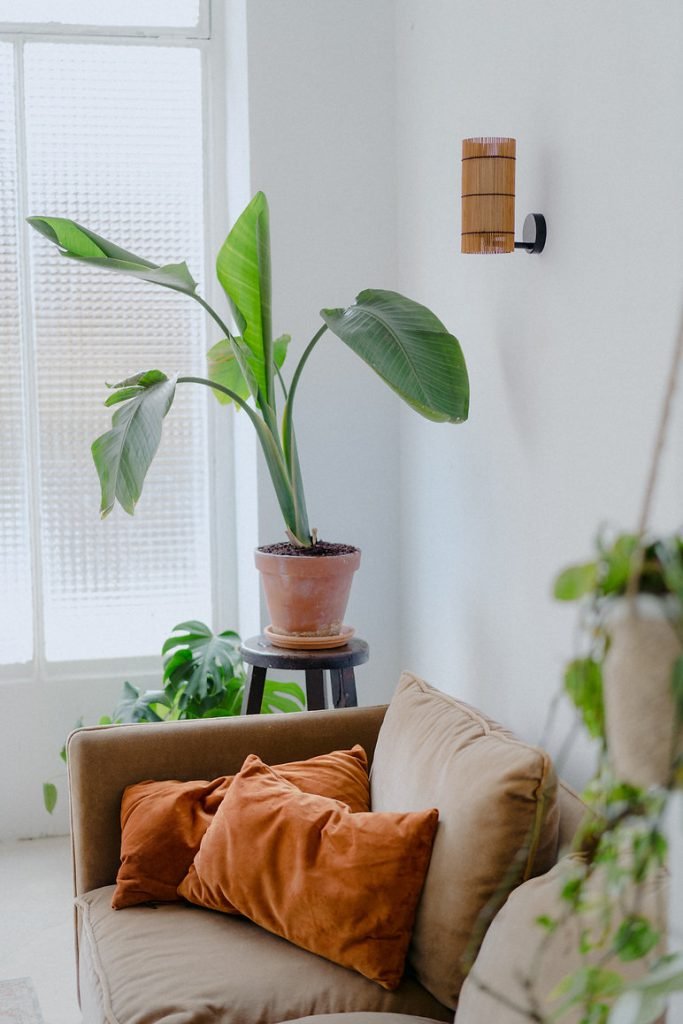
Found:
[13,36,47,681]
[201,10,237,634]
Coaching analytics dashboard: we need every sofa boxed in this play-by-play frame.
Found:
[67,672,594,1024]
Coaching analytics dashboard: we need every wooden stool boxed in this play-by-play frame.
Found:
[240,635,369,713]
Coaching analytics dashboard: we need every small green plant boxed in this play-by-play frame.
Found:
[28,192,469,547]
[43,620,304,813]
[553,529,683,759]
[544,530,683,1023]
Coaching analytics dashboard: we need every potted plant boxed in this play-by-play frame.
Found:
[29,192,469,646]
[43,620,304,813]
[554,530,683,789]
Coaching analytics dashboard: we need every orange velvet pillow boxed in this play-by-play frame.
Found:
[178,754,439,990]
[112,745,369,910]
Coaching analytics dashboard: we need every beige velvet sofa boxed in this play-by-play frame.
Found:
[68,675,589,1024]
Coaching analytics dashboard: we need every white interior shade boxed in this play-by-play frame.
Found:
[24,42,213,662]
[0,0,200,28]
[0,42,34,666]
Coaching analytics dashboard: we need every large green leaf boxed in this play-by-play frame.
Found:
[162,621,244,706]
[92,371,177,517]
[321,289,469,423]
[207,334,289,408]
[28,217,198,295]
[215,192,273,411]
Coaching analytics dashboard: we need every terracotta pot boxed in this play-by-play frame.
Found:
[603,597,682,789]
[254,547,361,639]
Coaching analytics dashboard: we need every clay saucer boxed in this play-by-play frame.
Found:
[264,625,355,650]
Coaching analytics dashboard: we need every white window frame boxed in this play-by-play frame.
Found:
[0,0,238,687]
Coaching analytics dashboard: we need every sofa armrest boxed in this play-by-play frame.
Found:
[67,704,387,897]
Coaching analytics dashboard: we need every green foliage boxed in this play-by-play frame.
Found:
[609,954,683,1024]
[554,531,683,606]
[564,658,605,740]
[92,371,177,517]
[43,621,304,813]
[29,192,470,546]
[26,217,198,295]
[540,531,683,1023]
[613,917,660,963]
[161,621,243,708]
[42,782,57,815]
[321,289,469,424]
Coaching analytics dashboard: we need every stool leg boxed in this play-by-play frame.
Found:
[305,669,326,711]
[334,667,358,709]
[243,665,267,714]
[330,669,342,709]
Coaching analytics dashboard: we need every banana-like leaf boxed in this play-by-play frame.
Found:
[162,621,244,705]
[207,334,290,409]
[27,216,197,295]
[321,289,469,423]
[92,371,177,517]
[215,192,273,411]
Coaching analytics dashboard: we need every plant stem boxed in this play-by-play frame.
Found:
[282,323,328,466]
[178,374,300,542]
[279,324,328,546]
[190,293,280,437]
[191,293,236,343]
[627,307,683,600]
[288,324,329,409]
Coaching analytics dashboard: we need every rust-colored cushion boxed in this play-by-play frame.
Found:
[112,745,369,910]
[371,673,560,1008]
[178,754,439,991]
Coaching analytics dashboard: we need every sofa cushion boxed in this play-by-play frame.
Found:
[113,745,369,909]
[76,885,452,1024]
[454,855,667,1023]
[178,754,439,990]
[370,673,560,1008]
[278,1016,449,1024]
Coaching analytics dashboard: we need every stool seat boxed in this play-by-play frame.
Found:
[240,635,369,713]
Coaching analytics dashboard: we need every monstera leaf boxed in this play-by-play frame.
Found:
[27,217,197,295]
[162,621,244,706]
[112,681,171,723]
[321,289,469,423]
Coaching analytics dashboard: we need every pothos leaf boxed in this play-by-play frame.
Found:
[43,782,58,815]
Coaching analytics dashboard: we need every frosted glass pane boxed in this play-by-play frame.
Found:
[0,0,200,28]
[25,43,213,662]
[0,43,34,666]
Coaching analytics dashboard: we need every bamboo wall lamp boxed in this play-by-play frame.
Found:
[461,137,546,254]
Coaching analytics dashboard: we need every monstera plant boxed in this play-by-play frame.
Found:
[29,192,469,642]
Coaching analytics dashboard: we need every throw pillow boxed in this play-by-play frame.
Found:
[112,745,369,910]
[178,754,439,991]
[370,672,560,1008]
[455,854,667,1022]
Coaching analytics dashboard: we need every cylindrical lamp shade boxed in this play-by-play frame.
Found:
[461,137,516,254]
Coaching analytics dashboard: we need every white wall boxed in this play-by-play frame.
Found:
[395,0,683,785]
[241,0,402,702]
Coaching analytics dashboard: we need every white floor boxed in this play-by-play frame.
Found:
[0,836,81,1024]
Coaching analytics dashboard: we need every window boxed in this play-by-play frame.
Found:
[1,1,230,678]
